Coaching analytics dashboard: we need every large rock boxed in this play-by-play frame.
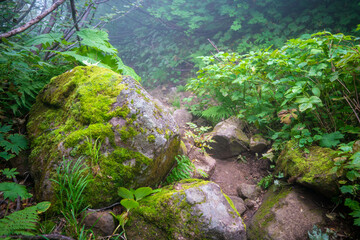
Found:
[126,179,246,240]
[207,117,249,159]
[27,66,180,208]
[248,185,326,240]
[276,141,338,197]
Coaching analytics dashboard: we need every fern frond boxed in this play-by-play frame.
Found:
[0,202,51,237]
[201,105,231,122]
[165,155,195,184]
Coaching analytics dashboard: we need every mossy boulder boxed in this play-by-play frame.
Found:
[126,179,246,240]
[276,141,339,197]
[248,185,326,240]
[27,66,180,208]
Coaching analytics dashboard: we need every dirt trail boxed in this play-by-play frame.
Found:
[210,154,270,197]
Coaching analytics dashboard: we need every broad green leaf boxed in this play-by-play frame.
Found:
[319,131,344,148]
[346,152,360,170]
[329,72,339,82]
[346,170,360,181]
[118,187,134,200]
[312,87,320,97]
[35,201,51,213]
[120,199,139,211]
[77,29,117,54]
[25,33,63,47]
[0,182,32,201]
[299,102,313,112]
[345,198,360,210]
[134,187,154,201]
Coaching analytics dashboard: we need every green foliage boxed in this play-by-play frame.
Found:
[0,124,27,161]
[51,157,92,237]
[117,186,157,211]
[257,174,274,190]
[84,136,102,167]
[332,145,360,226]
[0,168,19,179]
[188,31,360,149]
[165,155,196,185]
[0,39,70,118]
[115,186,158,237]
[184,123,215,154]
[101,0,360,86]
[308,225,337,240]
[0,202,51,237]
[0,182,32,202]
[319,132,344,148]
[56,28,140,82]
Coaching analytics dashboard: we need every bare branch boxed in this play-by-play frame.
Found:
[0,0,67,39]
[14,0,37,26]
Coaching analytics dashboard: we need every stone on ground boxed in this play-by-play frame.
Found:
[249,134,270,153]
[84,210,115,236]
[207,116,249,159]
[248,185,326,240]
[126,179,246,240]
[237,183,262,200]
[27,66,180,208]
[276,140,339,197]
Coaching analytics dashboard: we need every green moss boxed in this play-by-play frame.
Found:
[119,126,139,142]
[147,134,156,143]
[276,140,338,196]
[128,180,209,238]
[64,123,114,148]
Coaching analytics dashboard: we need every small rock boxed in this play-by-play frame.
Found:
[84,210,115,236]
[207,116,249,159]
[244,199,256,209]
[185,142,216,179]
[237,183,261,200]
[229,195,247,215]
[249,134,269,153]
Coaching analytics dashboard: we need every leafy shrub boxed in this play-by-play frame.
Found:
[187,31,360,148]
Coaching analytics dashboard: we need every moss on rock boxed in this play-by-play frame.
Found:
[27,66,180,209]
[276,140,339,197]
[126,179,246,240]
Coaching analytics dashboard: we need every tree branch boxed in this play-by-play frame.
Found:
[0,0,67,39]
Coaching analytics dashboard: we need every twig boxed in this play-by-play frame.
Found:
[207,38,220,53]
[88,202,121,212]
